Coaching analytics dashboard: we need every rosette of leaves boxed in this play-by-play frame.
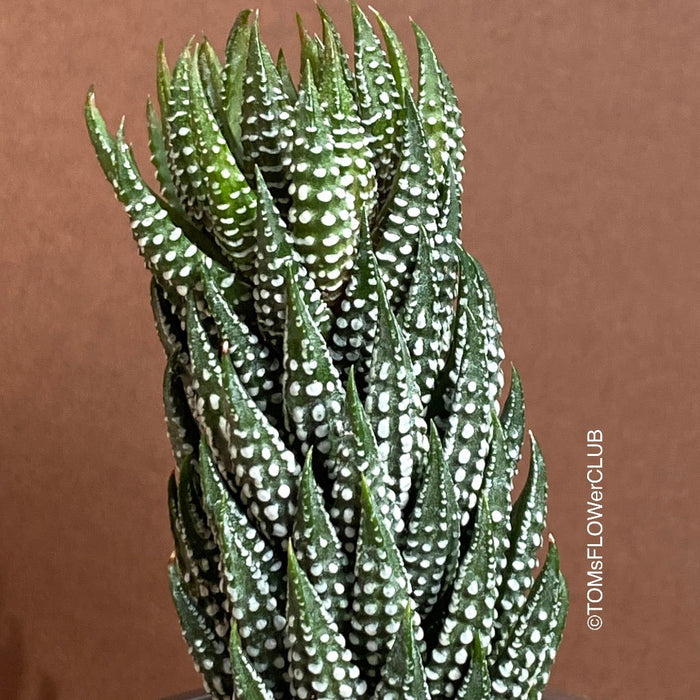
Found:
[86,5,568,699]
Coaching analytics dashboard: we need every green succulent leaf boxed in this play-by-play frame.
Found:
[398,229,451,407]
[201,271,283,424]
[156,40,172,129]
[150,278,187,359]
[240,20,294,208]
[276,48,298,101]
[492,433,548,659]
[197,40,228,141]
[292,450,351,622]
[468,252,505,405]
[370,8,412,102]
[427,494,498,699]
[413,21,466,182]
[441,251,499,523]
[364,273,429,510]
[433,162,462,296]
[491,542,568,698]
[188,44,259,273]
[165,45,210,224]
[177,455,224,601]
[85,92,210,307]
[288,63,367,302]
[350,477,416,680]
[327,217,381,395]
[184,296,231,462]
[296,14,323,84]
[168,561,232,700]
[198,439,287,693]
[167,471,198,596]
[330,366,402,552]
[455,636,491,700]
[219,351,301,544]
[317,4,356,90]
[283,268,345,457]
[372,603,430,700]
[146,97,181,210]
[500,366,526,484]
[222,10,254,146]
[252,167,332,343]
[286,544,367,699]
[374,93,440,307]
[351,2,404,199]
[403,422,460,613]
[229,623,276,700]
[162,356,198,472]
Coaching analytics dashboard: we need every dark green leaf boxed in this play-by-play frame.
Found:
[162,354,198,472]
[219,350,302,544]
[200,271,283,423]
[252,168,332,343]
[276,48,298,101]
[372,604,430,700]
[223,10,253,146]
[289,63,369,302]
[350,477,414,680]
[327,216,381,396]
[198,440,287,693]
[352,1,403,199]
[150,278,186,359]
[146,97,181,209]
[168,561,232,700]
[85,92,208,308]
[286,544,366,699]
[189,45,259,273]
[403,422,460,613]
[427,494,498,698]
[364,272,429,510]
[412,21,466,182]
[491,542,567,698]
[292,450,351,623]
[454,636,491,700]
[283,268,345,457]
[240,20,294,208]
[329,366,402,553]
[374,94,440,307]
[499,366,525,485]
[371,9,411,102]
[398,229,451,407]
[492,433,548,659]
[229,623,276,700]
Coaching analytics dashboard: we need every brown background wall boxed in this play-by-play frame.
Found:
[2,1,699,698]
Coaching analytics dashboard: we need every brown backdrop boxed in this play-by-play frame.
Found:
[2,1,699,698]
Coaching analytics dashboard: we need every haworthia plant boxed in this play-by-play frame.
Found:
[86,5,568,699]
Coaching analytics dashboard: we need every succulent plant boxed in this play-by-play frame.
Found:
[85,4,568,699]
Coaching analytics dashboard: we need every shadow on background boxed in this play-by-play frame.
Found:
[0,575,59,700]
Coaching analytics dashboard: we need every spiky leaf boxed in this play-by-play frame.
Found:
[168,561,231,700]
[350,477,416,680]
[292,450,351,621]
[286,545,367,699]
[283,269,345,457]
[427,495,498,698]
[364,274,429,510]
[372,604,430,700]
[403,422,460,613]
[198,440,287,693]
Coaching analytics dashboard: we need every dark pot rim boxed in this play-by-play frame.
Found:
[161,690,585,700]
